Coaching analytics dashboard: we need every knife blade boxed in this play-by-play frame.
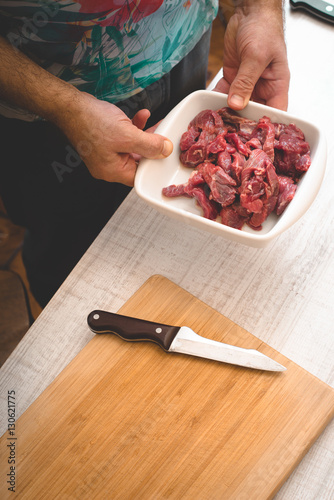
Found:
[87,310,286,372]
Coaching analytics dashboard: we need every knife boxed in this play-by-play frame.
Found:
[87,310,286,372]
[290,0,334,24]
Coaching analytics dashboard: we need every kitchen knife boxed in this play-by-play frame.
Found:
[290,0,334,23]
[87,310,286,372]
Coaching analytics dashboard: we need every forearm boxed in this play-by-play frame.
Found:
[0,35,173,186]
[234,0,284,14]
[0,35,81,128]
[232,0,285,39]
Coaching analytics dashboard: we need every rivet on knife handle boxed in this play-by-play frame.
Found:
[87,310,180,351]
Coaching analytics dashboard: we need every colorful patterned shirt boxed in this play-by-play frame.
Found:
[0,0,218,120]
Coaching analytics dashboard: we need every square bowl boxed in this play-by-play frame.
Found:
[134,90,327,247]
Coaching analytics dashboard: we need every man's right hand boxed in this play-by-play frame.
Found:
[59,92,173,186]
[0,35,173,187]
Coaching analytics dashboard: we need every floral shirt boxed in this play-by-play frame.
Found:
[0,0,218,120]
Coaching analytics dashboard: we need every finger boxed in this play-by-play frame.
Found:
[128,128,173,159]
[266,94,288,111]
[212,77,231,95]
[132,109,151,130]
[227,60,264,110]
[262,77,289,111]
[100,153,137,186]
[118,154,138,187]
[132,153,141,162]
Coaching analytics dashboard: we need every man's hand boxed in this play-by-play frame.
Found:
[214,1,290,111]
[0,35,173,187]
[60,92,173,186]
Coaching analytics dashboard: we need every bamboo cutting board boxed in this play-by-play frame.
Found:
[1,275,334,499]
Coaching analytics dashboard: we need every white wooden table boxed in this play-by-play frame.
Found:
[1,5,333,499]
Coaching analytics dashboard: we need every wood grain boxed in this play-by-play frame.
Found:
[1,276,333,500]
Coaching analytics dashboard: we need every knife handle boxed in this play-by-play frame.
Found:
[87,310,180,351]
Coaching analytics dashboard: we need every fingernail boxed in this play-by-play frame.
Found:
[229,95,245,109]
[162,139,173,157]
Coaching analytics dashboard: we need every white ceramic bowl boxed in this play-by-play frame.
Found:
[135,90,327,247]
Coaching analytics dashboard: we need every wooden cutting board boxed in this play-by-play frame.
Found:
[1,275,333,499]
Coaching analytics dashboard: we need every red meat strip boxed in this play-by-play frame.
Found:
[240,150,267,212]
[274,122,286,138]
[279,123,306,140]
[238,122,258,140]
[162,166,205,198]
[188,167,206,186]
[162,184,189,198]
[162,165,205,198]
[217,151,232,173]
[217,107,246,124]
[230,152,246,184]
[275,176,297,215]
[225,143,237,154]
[275,151,311,179]
[218,107,257,126]
[206,131,228,155]
[162,164,220,220]
[276,132,310,155]
[220,205,247,230]
[180,126,200,151]
[248,212,268,230]
[274,123,311,178]
[295,154,311,173]
[180,129,216,167]
[184,185,219,220]
[250,117,275,163]
[189,109,224,134]
[201,162,237,207]
[225,132,249,156]
[245,138,262,151]
[239,150,279,227]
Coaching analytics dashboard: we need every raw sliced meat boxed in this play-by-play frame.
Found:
[162,184,189,198]
[162,107,311,231]
[220,205,248,230]
[225,132,249,156]
[189,109,225,135]
[250,117,276,162]
[184,185,219,220]
[180,126,200,151]
[239,150,279,219]
[276,176,298,216]
[201,162,237,207]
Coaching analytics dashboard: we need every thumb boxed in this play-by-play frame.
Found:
[227,60,263,110]
[130,128,173,159]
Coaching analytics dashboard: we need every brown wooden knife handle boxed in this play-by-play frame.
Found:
[87,310,180,351]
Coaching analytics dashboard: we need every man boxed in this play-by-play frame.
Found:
[0,0,289,306]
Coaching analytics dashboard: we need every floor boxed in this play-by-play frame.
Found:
[0,14,226,367]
